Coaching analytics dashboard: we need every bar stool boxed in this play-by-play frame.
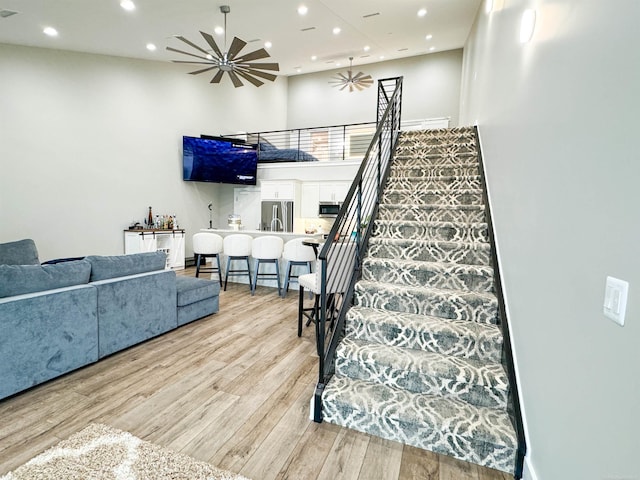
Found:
[223,234,253,291]
[251,236,284,296]
[298,241,356,338]
[282,238,316,298]
[192,232,223,284]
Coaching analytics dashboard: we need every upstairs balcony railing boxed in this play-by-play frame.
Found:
[223,116,444,165]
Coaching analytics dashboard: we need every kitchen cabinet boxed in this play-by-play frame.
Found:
[260,181,298,201]
[319,182,350,203]
[301,183,320,218]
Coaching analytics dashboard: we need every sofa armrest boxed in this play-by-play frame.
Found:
[0,284,98,400]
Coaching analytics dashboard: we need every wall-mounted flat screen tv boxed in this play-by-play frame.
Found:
[182,136,258,185]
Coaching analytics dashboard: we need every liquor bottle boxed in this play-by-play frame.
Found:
[147,207,153,228]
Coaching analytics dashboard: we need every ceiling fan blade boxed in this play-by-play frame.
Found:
[235,70,265,87]
[166,46,211,62]
[235,67,277,82]
[210,70,225,84]
[174,36,210,57]
[188,66,218,75]
[234,48,270,63]
[228,70,244,88]
[241,62,280,71]
[170,60,215,65]
[227,37,247,61]
[199,31,223,59]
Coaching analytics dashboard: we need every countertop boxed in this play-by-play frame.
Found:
[201,228,324,239]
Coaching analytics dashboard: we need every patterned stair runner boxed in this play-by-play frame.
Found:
[321,127,518,474]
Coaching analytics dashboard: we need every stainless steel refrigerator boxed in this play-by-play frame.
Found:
[261,201,293,232]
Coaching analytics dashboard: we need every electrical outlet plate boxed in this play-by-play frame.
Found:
[603,276,629,326]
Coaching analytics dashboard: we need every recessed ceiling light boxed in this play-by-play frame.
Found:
[379,55,385,60]
[43,26,58,37]
[311,55,317,61]
[363,45,370,52]
[425,34,433,40]
[120,0,135,11]
[298,5,308,15]
[336,62,341,67]
[214,26,224,35]
[429,46,436,51]
[417,8,427,17]
[296,67,302,73]
[332,27,341,35]
[146,43,156,51]
[264,41,272,48]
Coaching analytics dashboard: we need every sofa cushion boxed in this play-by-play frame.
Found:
[85,252,166,282]
[175,276,220,307]
[0,239,40,265]
[0,260,91,298]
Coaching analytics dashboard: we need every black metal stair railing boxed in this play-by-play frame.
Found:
[312,77,403,422]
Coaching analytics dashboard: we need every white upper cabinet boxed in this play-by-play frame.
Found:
[319,182,350,203]
[260,181,298,201]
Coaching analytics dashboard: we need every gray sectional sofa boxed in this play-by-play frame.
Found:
[0,239,220,401]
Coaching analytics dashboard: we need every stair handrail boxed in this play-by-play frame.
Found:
[312,77,403,422]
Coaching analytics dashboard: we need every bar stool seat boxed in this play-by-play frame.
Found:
[223,234,253,291]
[282,238,316,298]
[251,235,284,296]
[192,232,223,284]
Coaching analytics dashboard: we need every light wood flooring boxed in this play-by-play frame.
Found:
[0,267,511,479]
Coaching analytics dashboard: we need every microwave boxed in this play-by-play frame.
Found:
[318,201,341,218]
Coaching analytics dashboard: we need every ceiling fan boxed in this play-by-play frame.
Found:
[329,57,374,92]
[166,5,279,88]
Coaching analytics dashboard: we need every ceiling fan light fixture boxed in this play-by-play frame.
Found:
[329,57,373,93]
[167,5,279,88]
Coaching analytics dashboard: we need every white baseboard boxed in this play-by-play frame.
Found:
[522,455,539,480]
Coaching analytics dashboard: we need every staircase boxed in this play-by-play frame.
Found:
[320,127,520,475]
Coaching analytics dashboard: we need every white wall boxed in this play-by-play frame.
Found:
[461,2,639,479]
[287,50,464,128]
[0,44,287,260]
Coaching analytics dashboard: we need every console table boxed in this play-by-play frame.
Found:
[124,229,185,270]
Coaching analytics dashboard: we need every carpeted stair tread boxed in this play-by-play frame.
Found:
[392,152,479,165]
[346,305,503,363]
[321,375,518,474]
[388,164,480,178]
[354,280,499,324]
[382,188,484,206]
[386,176,483,191]
[361,257,494,293]
[367,237,492,266]
[335,336,508,409]
[371,219,489,243]
[377,204,486,224]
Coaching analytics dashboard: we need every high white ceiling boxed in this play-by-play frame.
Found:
[0,0,481,77]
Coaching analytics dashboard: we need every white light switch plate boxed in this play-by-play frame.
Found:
[604,276,628,326]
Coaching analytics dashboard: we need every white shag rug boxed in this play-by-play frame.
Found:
[1,423,249,480]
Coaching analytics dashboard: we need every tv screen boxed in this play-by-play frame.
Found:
[182,136,258,185]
